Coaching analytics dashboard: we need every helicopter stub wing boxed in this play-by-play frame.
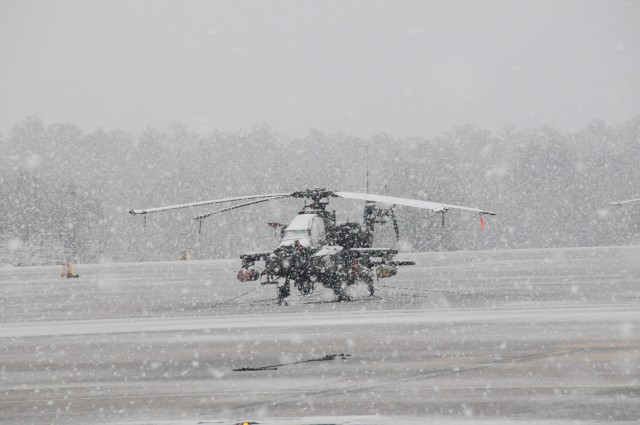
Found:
[349,248,399,257]
[240,251,272,263]
[349,248,400,262]
[334,192,496,215]
[608,197,640,207]
[129,192,292,215]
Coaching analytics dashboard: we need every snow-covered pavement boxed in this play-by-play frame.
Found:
[1,246,639,424]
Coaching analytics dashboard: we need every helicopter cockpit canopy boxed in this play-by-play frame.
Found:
[279,213,326,248]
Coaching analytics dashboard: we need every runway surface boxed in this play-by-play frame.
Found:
[1,246,639,424]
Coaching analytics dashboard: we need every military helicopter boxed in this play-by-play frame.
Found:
[130,188,495,304]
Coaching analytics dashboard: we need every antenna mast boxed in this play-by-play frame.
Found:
[366,144,369,194]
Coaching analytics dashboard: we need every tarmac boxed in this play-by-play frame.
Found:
[1,245,639,424]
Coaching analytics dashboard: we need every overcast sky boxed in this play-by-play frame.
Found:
[1,0,639,138]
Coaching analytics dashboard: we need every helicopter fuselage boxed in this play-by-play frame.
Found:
[238,205,400,302]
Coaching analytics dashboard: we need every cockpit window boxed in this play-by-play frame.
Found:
[279,214,326,247]
[281,229,310,241]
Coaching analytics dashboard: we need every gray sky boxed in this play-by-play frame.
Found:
[1,0,639,138]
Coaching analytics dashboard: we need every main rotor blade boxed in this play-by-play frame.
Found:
[335,191,496,215]
[129,193,291,215]
[608,197,640,206]
[193,197,288,221]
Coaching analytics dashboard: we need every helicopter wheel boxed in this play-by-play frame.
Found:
[297,279,314,296]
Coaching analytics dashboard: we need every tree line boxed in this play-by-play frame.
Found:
[1,116,639,265]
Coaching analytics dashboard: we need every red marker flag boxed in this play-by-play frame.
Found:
[479,213,485,231]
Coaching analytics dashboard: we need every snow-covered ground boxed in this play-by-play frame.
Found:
[1,246,639,424]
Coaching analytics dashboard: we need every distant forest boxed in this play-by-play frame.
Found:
[1,116,640,265]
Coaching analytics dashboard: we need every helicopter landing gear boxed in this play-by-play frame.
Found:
[278,280,291,305]
[296,279,314,296]
[362,272,375,296]
[367,281,375,296]
[333,282,351,302]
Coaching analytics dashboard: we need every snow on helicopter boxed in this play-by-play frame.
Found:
[130,188,496,304]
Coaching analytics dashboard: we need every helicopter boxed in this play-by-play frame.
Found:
[130,188,495,304]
